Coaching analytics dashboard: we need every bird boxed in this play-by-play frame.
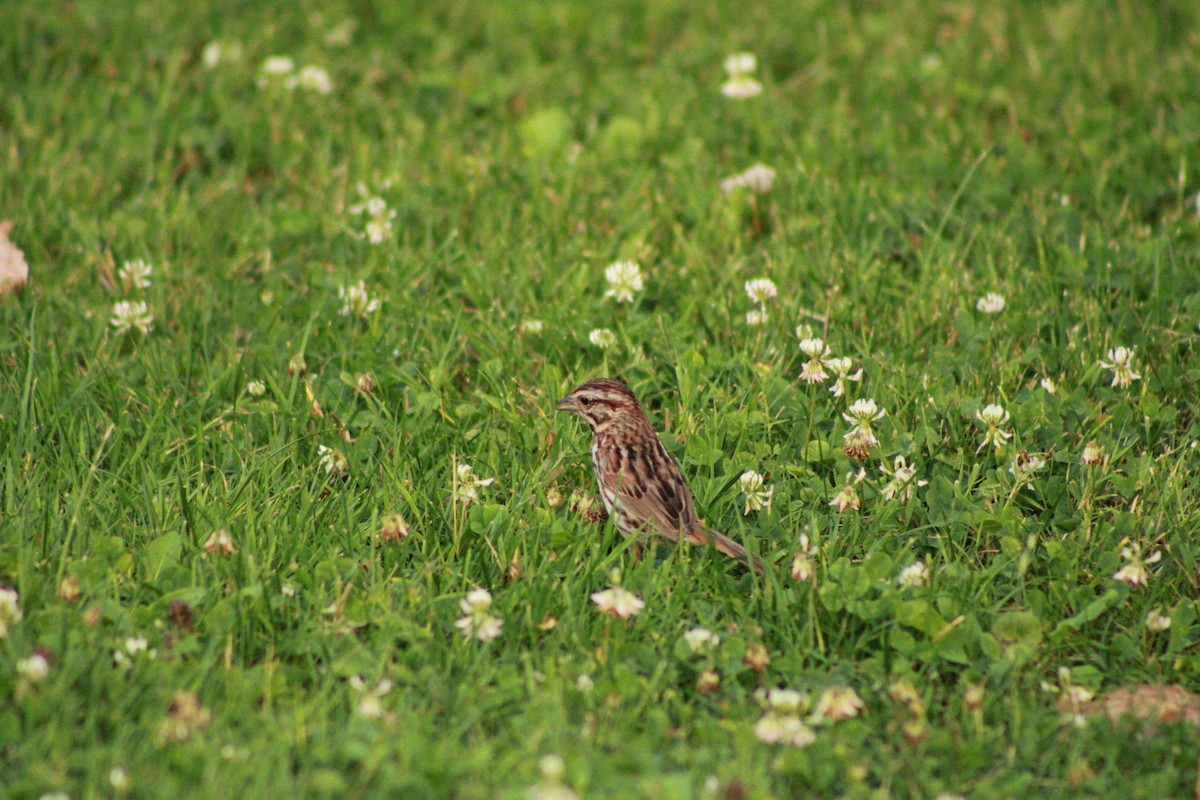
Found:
[556,377,764,574]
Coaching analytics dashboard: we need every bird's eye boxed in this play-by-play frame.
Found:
[580,397,591,407]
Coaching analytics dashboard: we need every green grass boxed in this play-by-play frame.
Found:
[3,0,1200,797]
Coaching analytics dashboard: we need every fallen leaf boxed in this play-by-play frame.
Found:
[0,221,29,295]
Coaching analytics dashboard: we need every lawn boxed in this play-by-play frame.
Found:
[2,0,1200,797]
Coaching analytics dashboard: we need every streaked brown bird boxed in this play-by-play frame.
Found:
[556,378,764,574]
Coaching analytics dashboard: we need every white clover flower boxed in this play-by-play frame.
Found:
[349,675,393,718]
[829,472,862,513]
[1040,377,1057,394]
[975,404,1012,452]
[721,53,762,100]
[1080,441,1104,467]
[744,278,777,304]
[766,688,804,713]
[261,56,294,75]
[125,636,149,655]
[588,328,617,349]
[118,259,152,290]
[976,293,1006,314]
[754,713,816,747]
[795,323,814,340]
[1145,609,1172,632]
[745,309,768,326]
[257,56,295,87]
[338,280,381,317]
[324,20,357,47]
[842,399,885,449]
[1098,346,1141,389]
[202,42,223,69]
[519,319,544,335]
[17,653,49,683]
[1113,541,1161,587]
[348,185,396,244]
[721,164,776,194]
[575,674,594,692]
[317,445,349,478]
[880,455,926,503]
[246,380,266,397]
[799,338,833,383]
[898,561,929,588]
[590,586,644,618]
[739,470,774,514]
[0,587,22,638]
[110,300,154,335]
[1008,451,1046,481]
[455,588,503,642]
[790,553,814,582]
[815,686,864,720]
[725,53,758,76]
[202,528,235,555]
[289,65,333,94]
[827,357,863,398]
[453,462,495,505]
[683,627,721,653]
[603,260,644,303]
[109,766,131,793]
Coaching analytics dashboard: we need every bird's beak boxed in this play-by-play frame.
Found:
[555,395,576,413]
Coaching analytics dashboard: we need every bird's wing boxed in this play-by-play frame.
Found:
[607,438,696,541]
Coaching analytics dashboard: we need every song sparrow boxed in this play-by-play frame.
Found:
[556,378,764,574]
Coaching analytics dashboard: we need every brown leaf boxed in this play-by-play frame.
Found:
[1088,684,1200,727]
[0,221,29,295]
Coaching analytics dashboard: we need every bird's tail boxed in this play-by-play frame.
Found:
[694,525,765,575]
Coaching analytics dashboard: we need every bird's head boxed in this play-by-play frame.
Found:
[555,378,642,431]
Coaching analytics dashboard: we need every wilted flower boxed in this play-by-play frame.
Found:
[815,686,864,720]
[603,260,644,303]
[118,259,153,290]
[157,691,212,743]
[338,280,381,316]
[57,576,81,603]
[318,445,349,478]
[591,586,644,618]
[744,278,777,304]
[287,353,307,376]
[798,338,832,383]
[1080,441,1104,467]
[1098,347,1140,389]
[453,462,495,505]
[455,588,503,642]
[377,513,409,544]
[897,561,929,588]
[519,319,544,335]
[744,643,771,671]
[720,164,776,194]
[827,357,862,398]
[721,53,762,100]
[1008,451,1046,481]
[790,547,815,581]
[739,470,774,514]
[696,669,721,694]
[976,293,1006,314]
[203,529,235,555]
[588,328,617,349]
[683,627,721,653]
[745,309,768,326]
[110,300,154,335]
[880,456,927,503]
[975,404,1012,452]
[1112,541,1161,587]
[349,675,393,718]
[1145,609,1172,632]
[354,373,376,395]
[0,587,21,640]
